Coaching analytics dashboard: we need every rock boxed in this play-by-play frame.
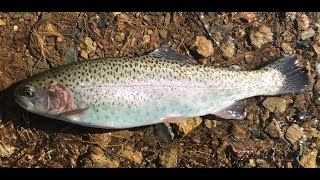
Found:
[296,40,310,48]
[154,123,174,142]
[255,159,268,168]
[205,12,216,18]
[281,43,294,54]
[282,30,294,42]
[232,124,247,140]
[296,109,308,122]
[296,13,309,30]
[220,38,235,59]
[45,23,56,33]
[115,32,125,42]
[299,149,318,168]
[204,120,214,129]
[160,148,178,168]
[0,19,6,26]
[264,119,283,139]
[112,12,122,16]
[246,159,256,168]
[178,117,202,135]
[90,146,119,168]
[83,37,97,54]
[285,124,304,144]
[235,28,246,39]
[228,64,242,70]
[80,50,88,60]
[191,36,214,58]
[299,28,315,40]
[238,12,256,23]
[285,12,296,22]
[13,25,18,31]
[119,146,143,165]
[250,25,273,49]
[56,37,63,42]
[262,97,287,113]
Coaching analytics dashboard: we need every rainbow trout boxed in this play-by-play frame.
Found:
[14,48,309,129]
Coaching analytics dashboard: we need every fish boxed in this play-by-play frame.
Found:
[14,47,309,129]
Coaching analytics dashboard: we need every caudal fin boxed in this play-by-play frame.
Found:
[262,57,309,94]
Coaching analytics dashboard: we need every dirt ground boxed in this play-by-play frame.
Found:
[0,12,319,168]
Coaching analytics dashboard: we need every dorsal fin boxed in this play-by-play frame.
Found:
[148,47,190,62]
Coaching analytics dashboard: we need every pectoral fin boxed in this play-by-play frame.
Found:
[213,101,246,120]
[57,106,91,120]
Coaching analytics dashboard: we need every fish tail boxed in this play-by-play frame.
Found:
[262,57,309,94]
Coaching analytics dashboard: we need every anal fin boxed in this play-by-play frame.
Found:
[213,101,246,120]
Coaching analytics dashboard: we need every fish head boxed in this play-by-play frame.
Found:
[14,77,74,117]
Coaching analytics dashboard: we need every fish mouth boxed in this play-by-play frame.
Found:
[14,96,33,111]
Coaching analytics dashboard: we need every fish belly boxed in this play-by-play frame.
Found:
[73,86,242,129]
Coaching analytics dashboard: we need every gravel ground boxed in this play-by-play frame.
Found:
[0,12,319,168]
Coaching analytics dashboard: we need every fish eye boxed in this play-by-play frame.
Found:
[23,86,35,97]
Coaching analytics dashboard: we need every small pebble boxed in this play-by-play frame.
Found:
[296,109,308,122]
[115,32,125,42]
[262,97,287,114]
[205,12,216,18]
[80,50,88,60]
[264,119,283,139]
[281,43,294,54]
[97,18,106,29]
[56,37,63,42]
[285,124,304,144]
[0,19,6,26]
[282,30,294,42]
[220,38,235,59]
[296,39,310,48]
[285,12,296,22]
[238,12,256,23]
[296,13,310,30]
[178,117,202,135]
[299,28,315,40]
[191,36,214,58]
[204,120,214,129]
[13,25,18,31]
[231,124,247,140]
[299,149,318,168]
[250,25,273,49]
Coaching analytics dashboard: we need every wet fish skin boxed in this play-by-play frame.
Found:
[14,48,309,129]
